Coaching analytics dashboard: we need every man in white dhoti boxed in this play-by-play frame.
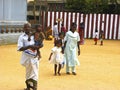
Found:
[17,23,40,90]
[64,22,80,75]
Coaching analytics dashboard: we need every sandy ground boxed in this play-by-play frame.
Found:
[0,39,120,90]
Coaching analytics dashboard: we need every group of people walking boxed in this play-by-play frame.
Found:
[17,22,81,90]
[49,22,80,76]
[17,21,104,90]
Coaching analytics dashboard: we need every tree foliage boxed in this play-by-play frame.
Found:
[65,0,120,14]
[65,0,86,12]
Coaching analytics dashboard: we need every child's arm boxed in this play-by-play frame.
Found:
[40,32,45,41]
[49,53,53,61]
[39,40,44,48]
[37,49,41,60]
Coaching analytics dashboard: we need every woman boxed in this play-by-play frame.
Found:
[78,22,85,45]
[64,22,80,75]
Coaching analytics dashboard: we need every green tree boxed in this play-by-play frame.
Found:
[109,0,120,13]
[65,0,87,12]
[65,0,120,13]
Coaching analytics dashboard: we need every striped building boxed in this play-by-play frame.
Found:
[41,11,120,40]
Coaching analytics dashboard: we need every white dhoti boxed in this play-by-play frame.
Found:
[21,52,39,81]
[17,33,40,89]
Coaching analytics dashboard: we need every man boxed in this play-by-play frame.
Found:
[17,23,41,90]
[53,22,59,45]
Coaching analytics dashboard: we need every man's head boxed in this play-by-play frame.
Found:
[24,23,31,34]
[54,22,57,25]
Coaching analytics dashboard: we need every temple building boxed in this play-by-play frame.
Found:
[0,0,27,45]
[0,0,27,27]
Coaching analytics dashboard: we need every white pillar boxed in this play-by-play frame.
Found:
[0,0,27,25]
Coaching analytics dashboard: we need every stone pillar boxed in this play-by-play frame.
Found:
[0,0,27,26]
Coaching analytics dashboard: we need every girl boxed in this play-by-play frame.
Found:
[49,39,63,76]
[94,29,98,45]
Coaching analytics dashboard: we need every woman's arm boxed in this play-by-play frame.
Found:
[62,41,67,54]
[77,41,80,55]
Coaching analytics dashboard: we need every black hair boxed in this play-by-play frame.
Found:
[95,29,98,32]
[70,22,77,31]
[54,22,57,25]
[35,24,42,29]
[55,39,62,45]
[71,22,77,27]
[59,32,63,36]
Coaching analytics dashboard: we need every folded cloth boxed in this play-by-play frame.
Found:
[24,49,37,57]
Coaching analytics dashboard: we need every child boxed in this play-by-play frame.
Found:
[34,32,43,59]
[94,29,98,45]
[58,33,65,68]
[61,23,66,37]
[49,40,63,76]
[27,25,44,60]
[99,30,104,46]
[55,33,64,46]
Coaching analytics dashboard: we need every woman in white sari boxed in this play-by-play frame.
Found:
[64,22,80,75]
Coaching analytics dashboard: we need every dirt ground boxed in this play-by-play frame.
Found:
[0,39,120,90]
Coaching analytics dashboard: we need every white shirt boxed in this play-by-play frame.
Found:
[94,32,98,38]
[53,25,59,39]
[17,33,37,65]
[18,33,35,50]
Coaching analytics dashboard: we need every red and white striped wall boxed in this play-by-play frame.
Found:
[44,11,120,40]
